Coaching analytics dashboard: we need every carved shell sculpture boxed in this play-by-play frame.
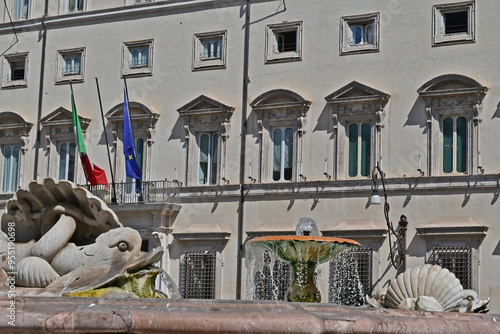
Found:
[369,264,489,313]
[0,178,121,289]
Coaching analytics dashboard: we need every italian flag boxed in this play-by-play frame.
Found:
[71,92,108,186]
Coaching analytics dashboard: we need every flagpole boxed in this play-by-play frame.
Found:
[123,77,143,201]
[69,81,89,187]
[95,77,117,204]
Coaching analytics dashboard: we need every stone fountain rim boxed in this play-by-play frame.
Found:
[248,235,361,246]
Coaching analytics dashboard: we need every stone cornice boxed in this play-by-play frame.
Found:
[0,0,247,34]
[179,174,500,201]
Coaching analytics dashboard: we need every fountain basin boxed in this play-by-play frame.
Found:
[247,236,360,303]
[248,236,360,264]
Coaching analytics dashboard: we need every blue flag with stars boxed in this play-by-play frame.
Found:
[123,88,142,181]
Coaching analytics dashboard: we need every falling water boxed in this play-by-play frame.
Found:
[159,269,181,299]
[328,248,365,306]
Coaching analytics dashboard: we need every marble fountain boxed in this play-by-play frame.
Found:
[0,180,498,333]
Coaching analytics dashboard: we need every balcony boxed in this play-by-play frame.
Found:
[83,179,181,205]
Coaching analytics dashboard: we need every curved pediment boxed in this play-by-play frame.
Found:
[177,95,234,118]
[0,112,33,139]
[106,102,159,129]
[0,112,32,128]
[417,74,487,100]
[325,81,390,107]
[250,89,311,111]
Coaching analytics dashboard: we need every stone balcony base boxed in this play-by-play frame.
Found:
[1,296,499,334]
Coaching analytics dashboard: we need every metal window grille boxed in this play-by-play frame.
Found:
[254,250,292,301]
[329,248,373,306]
[428,246,472,289]
[180,250,217,299]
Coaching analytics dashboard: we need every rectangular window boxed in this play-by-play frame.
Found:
[122,40,153,77]
[56,48,85,84]
[433,2,475,45]
[266,22,303,63]
[348,23,374,46]
[329,248,373,306]
[428,246,472,289]
[1,146,20,193]
[198,133,218,185]
[129,47,149,68]
[3,52,29,88]
[67,0,84,13]
[443,11,468,34]
[58,142,76,182]
[348,122,371,177]
[193,31,227,70]
[180,250,217,299]
[272,127,293,182]
[13,0,29,21]
[442,116,467,173]
[341,13,380,55]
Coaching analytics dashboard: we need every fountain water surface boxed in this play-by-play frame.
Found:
[247,218,360,303]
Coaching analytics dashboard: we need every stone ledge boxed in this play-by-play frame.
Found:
[1,297,499,334]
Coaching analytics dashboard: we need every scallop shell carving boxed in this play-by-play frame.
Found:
[383,264,489,312]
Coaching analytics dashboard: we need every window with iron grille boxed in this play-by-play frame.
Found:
[329,248,373,305]
[180,250,217,299]
[254,250,292,301]
[427,246,472,289]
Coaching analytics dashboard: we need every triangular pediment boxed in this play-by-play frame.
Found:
[40,107,90,127]
[250,89,310,109]
[417,74,487,100]
[325,81,390,106]
[177,95,234,117]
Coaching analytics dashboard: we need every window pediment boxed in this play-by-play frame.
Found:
[0,112,33,139]
[41,107,89,130]
[417,74,487,101]
[325,81,390,117]
[250,89,311,114]
[177,95,234,126]
[106,102,159,130]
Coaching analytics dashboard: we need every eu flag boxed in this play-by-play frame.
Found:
[123,88,142,181]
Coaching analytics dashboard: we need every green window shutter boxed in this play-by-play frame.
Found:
[11,146,19,191]
[443,117,453,173]
[211,134,218,185]
[348,124,358,177]
[2,147,12,192]
[284,128,293,181]
[361,123,371,176]
[199,134,209,184]
[456,117,467,173]
[272,129,282,181]
[136,138,144,171]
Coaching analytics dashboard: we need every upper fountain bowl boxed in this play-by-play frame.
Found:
[248,235,360,264]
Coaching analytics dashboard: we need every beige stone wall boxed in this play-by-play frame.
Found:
[0,0,499,312]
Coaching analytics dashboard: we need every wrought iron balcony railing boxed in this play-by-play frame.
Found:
[82,180,181,205]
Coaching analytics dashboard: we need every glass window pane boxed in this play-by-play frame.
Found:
[199,134,209,185]
[131,50,139,66]
[69,0,76,12]
[211,134,218,185]
[443,117,453,173]
[141,49,148,66]
[58,143,67,180]
[74,57,80,73]
[68,143,76,182]
[365,24,374,44]
[78,0,84,11]
[361,123,371,176]
[456,117,467,173]
[284,128,293,180]
[272,129,282,181]
[348,124,358,177]
[202,42,210,59]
